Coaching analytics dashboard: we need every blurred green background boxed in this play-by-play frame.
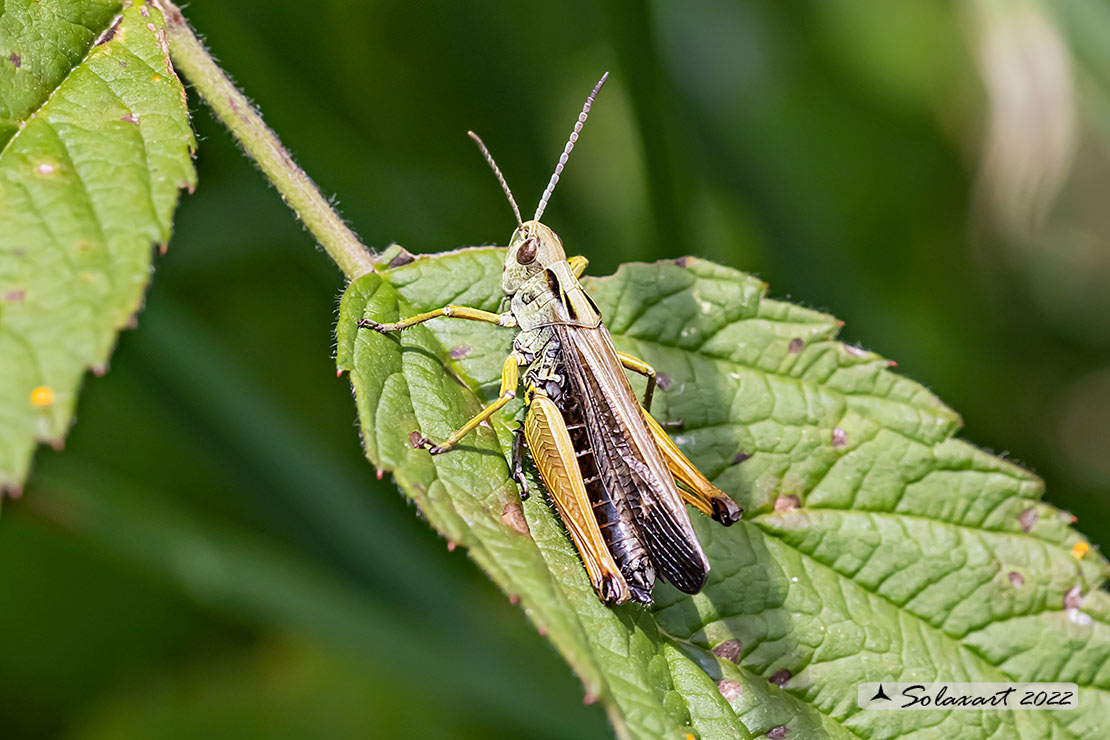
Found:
[4,0,1109,737]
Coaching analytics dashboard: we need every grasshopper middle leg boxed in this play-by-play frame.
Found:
[411,352,523,455]
[616,351,657,412]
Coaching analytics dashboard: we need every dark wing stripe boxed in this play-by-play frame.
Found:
[557,324,709,593]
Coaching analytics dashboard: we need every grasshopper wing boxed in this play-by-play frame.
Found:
[557,324,711,594]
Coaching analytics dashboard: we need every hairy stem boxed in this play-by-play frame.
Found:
[154,0,375,279]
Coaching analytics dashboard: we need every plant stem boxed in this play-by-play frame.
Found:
[154,0,375,279]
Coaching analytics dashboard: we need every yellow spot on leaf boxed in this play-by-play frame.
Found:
[152,74,162,82]
[30,386,55,407]
[1072,541,1090,560]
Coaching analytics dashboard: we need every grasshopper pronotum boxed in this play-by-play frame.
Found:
[360,73,742,604]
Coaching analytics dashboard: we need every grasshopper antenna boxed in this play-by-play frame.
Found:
[534,71,609,222]
[468,130,523,228]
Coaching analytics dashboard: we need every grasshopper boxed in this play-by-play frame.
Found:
[359,73,741,604]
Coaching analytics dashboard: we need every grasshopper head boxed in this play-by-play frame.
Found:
[501,220,567,294]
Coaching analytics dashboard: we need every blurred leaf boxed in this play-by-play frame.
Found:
[0,0,196,490]
[28,463,600,740]
[70,636,528,740]
[337,246,1110,739]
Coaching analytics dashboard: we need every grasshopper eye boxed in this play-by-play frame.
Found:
[516,238,538,265]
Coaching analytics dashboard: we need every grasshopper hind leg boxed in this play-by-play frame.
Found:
[525,390,633,604]
[640,407,743,525]
[557,394,657,602]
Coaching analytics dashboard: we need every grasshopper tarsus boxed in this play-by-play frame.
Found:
[409,431,437,452]
[357,318,390,333]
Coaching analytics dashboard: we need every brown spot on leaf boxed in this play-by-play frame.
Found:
[832,428,847,449]
[712,639,742,663]
[4,290,25,302]
[716,679,742,701]
[769,669,791,687]
[95,17,122,45]
[386,247,416,269]
[766,727,789,739]
[9,53,20,67]
[1064,585,1084,610]
[788,338,804,354]
[774,494,800,513]
[408,431,423,448]
[501,501,531,537]
[121,113,139,125]
[656,372,672,391]
[732,451,750,465]
[92,364,107,377]
[1019,507,1038,533]
[1008,571,1025,588]
[674,256,693,268]
[449,345,470,360]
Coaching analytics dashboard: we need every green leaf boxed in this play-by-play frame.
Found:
[0,0,196,490]
[337,246,1110,739]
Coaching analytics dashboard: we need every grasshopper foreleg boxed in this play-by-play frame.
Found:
[359,305,515,333]
[567,255,589,278]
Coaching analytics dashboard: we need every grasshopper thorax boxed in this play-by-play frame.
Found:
[502,220,567,295]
